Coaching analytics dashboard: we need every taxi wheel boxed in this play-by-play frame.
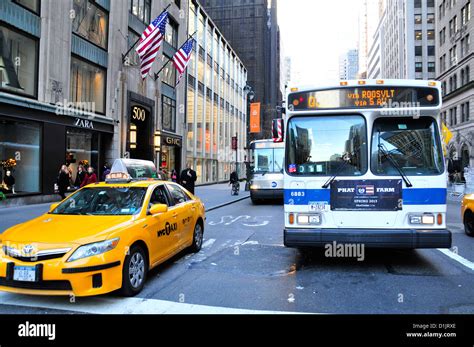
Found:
[121,246,148,297]
[189,222,204,253]
[464,211,474,237]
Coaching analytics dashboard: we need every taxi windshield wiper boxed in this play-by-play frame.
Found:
[378,144,413,188]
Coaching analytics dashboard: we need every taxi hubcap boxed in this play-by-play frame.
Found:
[129,252,145,288]
[194,224,203,248]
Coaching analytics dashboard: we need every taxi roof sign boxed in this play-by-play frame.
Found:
[109,159,158,182]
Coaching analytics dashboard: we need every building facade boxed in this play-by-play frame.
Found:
[436,0,473,168]
[0,0,247,206]
[367,13,385,79]
[379,0,437,79]
[198,0,281,140]
[186,1,248,184]
[339,49,359,80]
[358,0,385,78]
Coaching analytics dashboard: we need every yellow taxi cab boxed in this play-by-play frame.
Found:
[461,194,474,237]
[0,159,205,297]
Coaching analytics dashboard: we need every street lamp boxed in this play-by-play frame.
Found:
[243,84,255,190]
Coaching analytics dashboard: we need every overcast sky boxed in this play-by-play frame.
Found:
[278,0,362,86]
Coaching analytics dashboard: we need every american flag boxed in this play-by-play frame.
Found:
[136,11,169,79]
[172,38,195,85]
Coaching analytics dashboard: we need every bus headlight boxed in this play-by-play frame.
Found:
[297,214,322,225]
[409,214,435,225]
[250,183,260,190]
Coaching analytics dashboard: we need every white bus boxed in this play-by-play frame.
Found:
[249,139,285,204]
[283,80,451,249]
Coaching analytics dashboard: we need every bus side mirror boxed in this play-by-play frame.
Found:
[150,204,168,216]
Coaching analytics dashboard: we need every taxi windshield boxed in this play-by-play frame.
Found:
[52,187,147,216]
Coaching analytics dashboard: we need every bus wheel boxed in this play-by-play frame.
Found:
[464,210,474,237]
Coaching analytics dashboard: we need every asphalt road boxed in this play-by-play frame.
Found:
[0,191,473,314]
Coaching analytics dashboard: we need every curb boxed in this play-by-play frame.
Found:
[205,195,250,212]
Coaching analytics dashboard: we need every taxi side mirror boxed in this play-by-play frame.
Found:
[49,203,59,212]
[149,204,168,215]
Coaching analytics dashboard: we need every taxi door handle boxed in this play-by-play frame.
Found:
[172,213,178,218]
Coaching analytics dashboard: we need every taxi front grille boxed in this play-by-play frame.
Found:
[2,246,69,262]
[6,253,67,262]
[0,277,72,291]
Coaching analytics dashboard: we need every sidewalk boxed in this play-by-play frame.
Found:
[0,182,249,233]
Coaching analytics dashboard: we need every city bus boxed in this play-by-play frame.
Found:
[249,139,285,204]
[283,80,452,249]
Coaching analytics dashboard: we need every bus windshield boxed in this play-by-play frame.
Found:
[286,115,368,176]
[371,117,444,176]
[253,147,284,174]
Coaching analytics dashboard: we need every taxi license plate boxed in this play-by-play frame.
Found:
[13,266,36,282]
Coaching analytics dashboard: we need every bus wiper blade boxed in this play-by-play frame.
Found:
[322,153,352,189]
[378,144,413,188]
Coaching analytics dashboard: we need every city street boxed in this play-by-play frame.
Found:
[0,186,473,314]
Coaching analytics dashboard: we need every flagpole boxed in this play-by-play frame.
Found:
[153,31,197,81]
[122,3,172,64]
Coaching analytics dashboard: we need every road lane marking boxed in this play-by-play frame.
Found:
[0,292,304,314]
[437,249,474,271]
[202,238,216,249]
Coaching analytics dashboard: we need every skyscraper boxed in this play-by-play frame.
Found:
[199,0,282,140]
[377,0,436,80]
[339,49,360,80]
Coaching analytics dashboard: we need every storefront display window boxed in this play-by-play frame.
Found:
[0,25,39,97]
[66,129,99,187]
[0,118,41,195]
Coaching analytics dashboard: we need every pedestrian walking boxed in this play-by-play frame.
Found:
[57,165,70,200]
[74,164,87,188]
[101,164,111,181]
[180,164,197,195]
[171,169,178,183]
[80,167,98,188]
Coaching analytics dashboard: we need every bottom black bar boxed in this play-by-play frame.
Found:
[0,314,472,346]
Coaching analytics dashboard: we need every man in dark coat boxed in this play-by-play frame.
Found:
[179,165,197,195]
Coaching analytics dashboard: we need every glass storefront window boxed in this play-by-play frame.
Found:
[72,0,109,49]
[0,118,41,195]
[206,95,212,155]
[14,0,40,14]
[187,86,195,154]
[213,100,218,156]
[0,25,38,97]
[197,91,204,153]
[198,56,205,82]
[70,56,106,114]
[162,96,176,132]
[66,129,99,185]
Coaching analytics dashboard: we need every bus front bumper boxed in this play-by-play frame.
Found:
[250,189,284,200]
[284,228,452,249]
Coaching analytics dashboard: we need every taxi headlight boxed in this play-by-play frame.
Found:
[297,214,322,225]
[67,238,120,262]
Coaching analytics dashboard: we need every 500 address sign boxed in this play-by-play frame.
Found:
[132,106,147,122]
